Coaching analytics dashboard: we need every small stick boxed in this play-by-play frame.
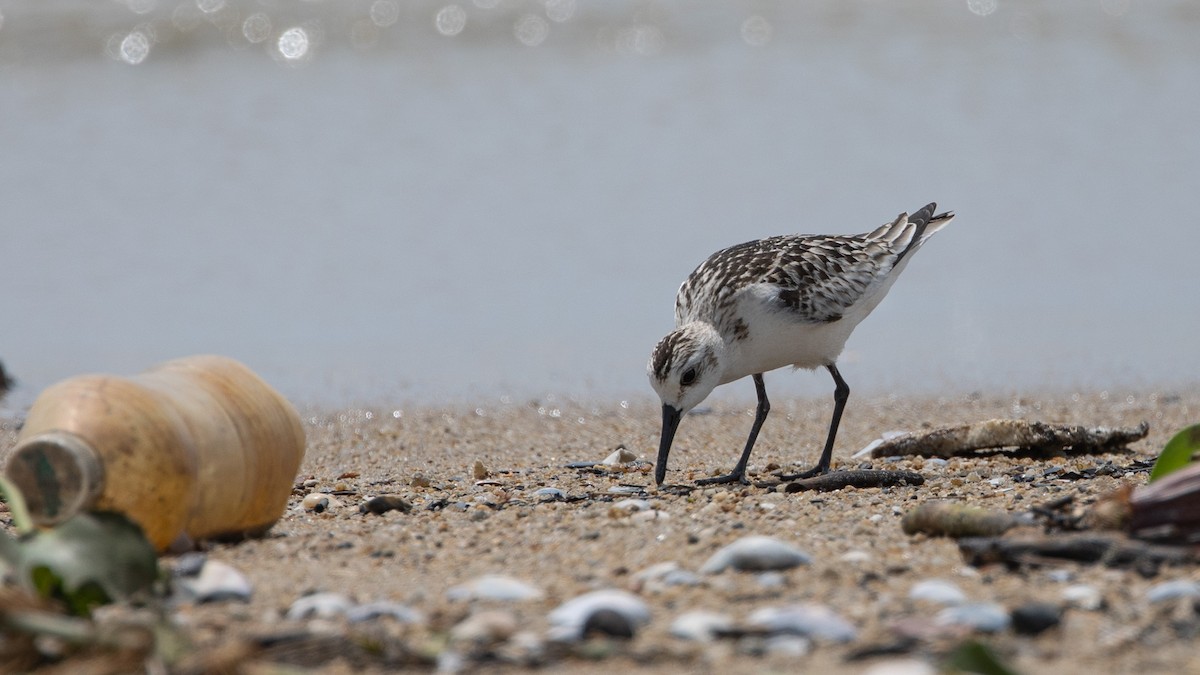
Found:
[784,469,924,493]
[869,419,1149,459]
[957,533,1197,568]
[900,500,1016,538]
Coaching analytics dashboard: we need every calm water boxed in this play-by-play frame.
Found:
[2,0,1199,406]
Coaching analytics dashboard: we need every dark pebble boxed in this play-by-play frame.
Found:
[583,608,635,639]
[1011,602,1062,635]
[361,495,413,515]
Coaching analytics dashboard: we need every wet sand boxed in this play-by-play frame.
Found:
[4,389,1200,673]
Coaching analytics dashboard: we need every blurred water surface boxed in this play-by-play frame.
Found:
[2,0,1198,406]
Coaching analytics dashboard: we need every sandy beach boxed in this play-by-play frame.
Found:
[5,389,1193,672]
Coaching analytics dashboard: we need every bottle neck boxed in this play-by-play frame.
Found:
[5,430,105,525]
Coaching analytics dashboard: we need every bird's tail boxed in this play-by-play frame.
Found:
[867,202,954,261]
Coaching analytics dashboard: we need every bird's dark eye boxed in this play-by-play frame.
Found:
[680,368,697,386]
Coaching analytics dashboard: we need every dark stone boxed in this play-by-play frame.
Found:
[360,495,413,515]
[1011,602,1062,635]
[583,608,635,639]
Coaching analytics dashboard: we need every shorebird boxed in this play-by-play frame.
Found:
[648,202,954,486]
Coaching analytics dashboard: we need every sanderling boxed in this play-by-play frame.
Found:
[648,202,954,486]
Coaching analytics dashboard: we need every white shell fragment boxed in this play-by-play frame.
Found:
[178,559,252,603]
[602,447,638,465]
[547,589,650,640]
[748,604,858,642]
[446,575,544,602]
[935,602,1011,633]
[699,535,812,574]
[908,579,968,606]
[286,592,353,620]
[670,610,734,641]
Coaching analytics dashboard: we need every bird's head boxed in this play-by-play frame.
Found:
[647,322,726,485]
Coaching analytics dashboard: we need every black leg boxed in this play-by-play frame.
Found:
[780,363,849,480]
[696,373,769,486]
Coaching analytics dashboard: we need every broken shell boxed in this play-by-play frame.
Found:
[360,495,412,515]
[473,460,490,480]
[699,535,811,574]
[548,589,650,640]
[601,447,638,465]
[286,591,353,620]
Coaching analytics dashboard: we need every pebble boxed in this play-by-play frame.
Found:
[177,560,252,603]
[451,609,518,646]
[302,492,338,512]
[748,604,858,643]
[1011,602,1062,635]
[607,485,646,495]
[699,535,812,574]
[172,552,207,578]
[601,447,638,465]
[286,592,353,620]
[1061,584,1104,611]
[632,562,701,592]
[763,634,812,657]
[612,498,652,512]
[360,495,412,515]
[935,602,1011,633]
[1145,579,1200,603]
[345,601,425,624]
[669,610,734,641]
[534,487,565,501]
[583,608,635,638]
[840,550,873,565]
[446,575,544,602]
[756,571,787,589]
[547,589,651,641]
[908,579,967,606]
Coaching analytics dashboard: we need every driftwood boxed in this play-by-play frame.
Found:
[900,501,1017,538]
[782,469,924,493]
[868,419,1149,459]
[957,533,1198,570]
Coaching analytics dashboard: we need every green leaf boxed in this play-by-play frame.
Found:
[1149,424,1200,482]
[944,639,1021,675]
[14,512,159,615]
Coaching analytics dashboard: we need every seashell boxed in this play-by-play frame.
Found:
[286,591,353,620]
[699,535,811,574]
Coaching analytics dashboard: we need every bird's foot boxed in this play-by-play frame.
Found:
[777,465,828,481]
[695,471,751,486]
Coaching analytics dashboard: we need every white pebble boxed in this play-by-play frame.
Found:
[446,575,544,602]
[935,602,1010,633]
[909,579,967,606]
[1060,584,1103,611]
[1146,579,1200,603]
[287,592,353,620]
[178,560,252,603]
[748,604,857,642]
[670,610,734,641]
[547,589,650,640]
[699,535,811,574]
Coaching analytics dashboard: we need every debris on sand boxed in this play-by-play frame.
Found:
[867,419,1149,459]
